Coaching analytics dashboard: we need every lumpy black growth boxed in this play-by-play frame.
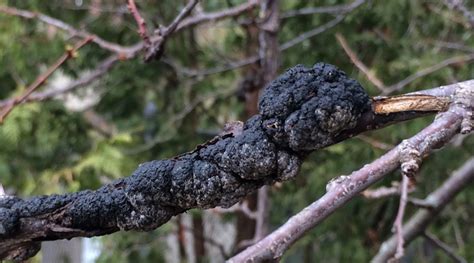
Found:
[0,63,371,246]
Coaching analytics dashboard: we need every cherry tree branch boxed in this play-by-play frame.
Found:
[127,0,151,48]
[372,157,474,262]
[0,54,119,108]
[176,0,259,31]
[281,0,365,19]
[0,6,135,55]
[335,33,387,92]
[423,232,468,263]
[229,81,473,262]
[0,37,93,123]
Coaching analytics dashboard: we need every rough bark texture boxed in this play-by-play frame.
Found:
[0,62,407,261]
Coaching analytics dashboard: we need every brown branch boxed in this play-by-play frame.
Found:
[335,33,387,92]
[423,232,468,263]
[176,0,259,31]
[0,54,119,108]
[144,0,198,62]
[127,0,151,48]
[281,0,366,18]
[229,82,472,262]
[0,6,136,56]
[0,37,93,124]
[372,158,474,262]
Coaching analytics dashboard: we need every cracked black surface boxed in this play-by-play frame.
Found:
[0,63,371,253]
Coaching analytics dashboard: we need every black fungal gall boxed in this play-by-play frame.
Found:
[0,63,371,244]
[259,63,371,151]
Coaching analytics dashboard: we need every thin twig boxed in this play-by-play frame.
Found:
[393,175,409,260]
[372,158,474,262]
[362,181,414,199]
[335,33,387,92]
[0,37,93,123]
[165,0,199,35]
[383,53,474,94]
[357,135,394,151]
[0,55,119,108]
[281,0,365,18]
[0,6,135,55]
[144,0,198,61]
[423,232,467,263]
[444,0,474,28]
[127,0,151,48]
[178,15,348,77]
[176,0,259,31]
[279,15,345,51]
[211,201,257,220]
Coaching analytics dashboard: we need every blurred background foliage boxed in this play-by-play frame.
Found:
[0,0,473,262]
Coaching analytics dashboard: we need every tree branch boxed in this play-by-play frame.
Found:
[127,0,151,48]
[229,80,472,262]
[372,158,474,262]
[423,232,468,263]
[0,54,119,108]
[0,64,472,261]
[0,37,93,123]
[176,0,259,31]
[0,6,136,55]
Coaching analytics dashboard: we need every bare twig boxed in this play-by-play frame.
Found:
[211,202,257,220]
[383,53,474,94]
[0,37,93,123]
[144,0,198,61]
[335,33,387,92]
[0,54,119,108]
[0,6,135,55]
[127,0,151,48]
[444,0,474,28]
[372,158,474,262]
[165,0,199,35]
[432,40,474,53]
[281,0,365,18]
[392,175,409,260]
[229,82,472,262]
[362,181,414,199]
[179,15,348,77]
[423,232,467,263]
[407,197,436,209]
[176,0,259,31]
[279,15,345,51]
[357,135,394,151]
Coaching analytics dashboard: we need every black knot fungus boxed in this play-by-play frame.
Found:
[259,62,371,151]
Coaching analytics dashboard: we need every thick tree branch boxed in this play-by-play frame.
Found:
[229,80,472,262]
[372,158,474,262]
[0,64,472,261]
